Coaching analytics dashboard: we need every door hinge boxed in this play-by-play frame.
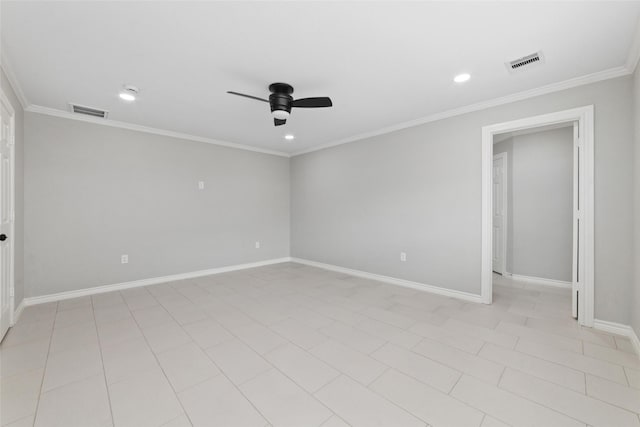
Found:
[9,287,14,297]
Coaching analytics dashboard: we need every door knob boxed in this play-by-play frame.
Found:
[0,234,7,241]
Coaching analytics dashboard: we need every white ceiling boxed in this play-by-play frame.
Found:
[2,1,640,155]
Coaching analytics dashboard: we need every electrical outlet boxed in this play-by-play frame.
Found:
[400,252,407,262]
[255,241,260,249]
[198,181,205,190]
[121,254,129,264]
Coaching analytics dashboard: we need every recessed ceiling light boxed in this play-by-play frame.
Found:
[454,73,471,83]
[284,134,295,141]
[119,85,139,101]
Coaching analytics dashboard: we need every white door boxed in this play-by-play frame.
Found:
[492,153,507,274]
[0,95,14,341]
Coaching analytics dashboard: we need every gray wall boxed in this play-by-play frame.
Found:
[0,67,24,308]
[494,127,573,282]
[24,113,290,297]
[291,76,634,325]
[632,65,640,338]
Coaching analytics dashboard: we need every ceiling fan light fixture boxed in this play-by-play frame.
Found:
[453,73,471,83]
[272,109,290,120]
[119,85,139,101]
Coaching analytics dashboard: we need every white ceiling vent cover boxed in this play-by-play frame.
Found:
[506,51,544,73]
[69,103,109,119]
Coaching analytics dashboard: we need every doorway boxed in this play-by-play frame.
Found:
[492,152,507,276]
[0,87,16,341]
[481,106,594,327]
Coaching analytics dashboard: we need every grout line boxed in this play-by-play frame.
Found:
[496,368,634,427]
[447,371,464,396]
[31,301,58,426]
[90,298,116,427]
[125,288,199,427]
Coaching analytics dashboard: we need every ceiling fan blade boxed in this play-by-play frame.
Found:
[292,97,333,108]
[227,91,269,103]
[274,118,287,126]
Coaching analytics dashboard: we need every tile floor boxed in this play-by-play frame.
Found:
[1,263,639,427]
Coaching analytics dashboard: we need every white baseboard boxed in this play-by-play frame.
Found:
[12,299,25,325]
[291,257,483,303]
[593,319,640,358]
[506,273,572,289]
[22,257,292,307]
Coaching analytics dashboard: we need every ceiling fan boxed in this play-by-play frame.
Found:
[227,83,332,126]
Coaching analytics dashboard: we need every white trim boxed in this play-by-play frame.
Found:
[625,16,640,73]
[631,328,640,358]
[506,273,572,289]
[492,152,508,276]
[291,66,628,157]
[0,87,16,331]
[22,257,291,307]
[13,299,24,324]
[0,50,29,109]
[291,257,483,303]
[593,320,640,358]
[482,106,595,328]
[25,105,290,158]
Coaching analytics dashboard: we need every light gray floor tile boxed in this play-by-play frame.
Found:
[226,321,287,355]
[265,342,339,393]
[156,342,220,392]
[310,339,388,385]
[408,320,485,354]
[451,374,585,427]
[371,369,484,427]
[35,375,112,427]
[109,369,184,427]
[205,338,273,385]
[101,336,162,384]
[516,339,628,384]
[412,338,504,385]
[583,341,640,370]
[585,374,640,415]
[500,368,639,427]
[42,344,103,392]
[478,342,585,393]
[178,375,267,427]
[315,375,425,427]
[371,343,460,392]
[240,369,332,427]
[269,318,329,350]
[183,319,234,349]
[319,321,386,354]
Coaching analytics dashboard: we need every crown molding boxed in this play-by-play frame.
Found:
[7,15,640,160]
[291,65,630,157]
[626,15,640,73]
[0,49,29,109]
[25,105,291,158]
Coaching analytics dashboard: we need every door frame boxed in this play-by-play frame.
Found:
[492,152,508,276]
[0,87,16,327]
[481,105,594,327]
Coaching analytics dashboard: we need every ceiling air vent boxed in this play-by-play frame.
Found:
[69,103,109,119]
[506,51,544,73]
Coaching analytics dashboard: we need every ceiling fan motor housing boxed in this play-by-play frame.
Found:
[269,92,293,115]
[269,83,294,115]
